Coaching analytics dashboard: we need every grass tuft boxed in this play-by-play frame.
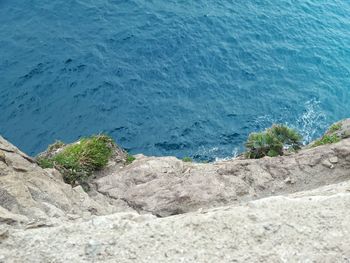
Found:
[311,134,340,147]
[182,157,193,163]
[36,157,55,169]
[327,123,342,133]
[37,135,114,185]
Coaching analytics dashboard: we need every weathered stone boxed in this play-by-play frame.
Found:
[329,156,339,164]
[1,119,350,262]
[1,181,350,262]
[0,136,134,225]
[0,226,9,241]
[0,151,6,164]
[96,138,350,217]
[0,206,28,225]
[328,118,350,139]
[322,159,334,169]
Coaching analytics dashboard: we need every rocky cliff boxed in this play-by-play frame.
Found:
[0,120,350,262]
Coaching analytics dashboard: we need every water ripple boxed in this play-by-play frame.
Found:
[1,0,350,160]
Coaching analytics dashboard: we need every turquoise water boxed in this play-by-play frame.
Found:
[1,0,350,160]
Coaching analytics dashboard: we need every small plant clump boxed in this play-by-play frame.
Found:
[245,124,302,159]
[37,158,55,169]
[311,134,341,147]
[327,122,342,133]
[37,135,114,185]
[182,157,193,163]
[126,154,136,165]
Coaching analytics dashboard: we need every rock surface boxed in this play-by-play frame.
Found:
[1,180,350,262]
[0,136,132,226]
[1,119,350,262]
[96,138,350,217]
[327,118,350,139]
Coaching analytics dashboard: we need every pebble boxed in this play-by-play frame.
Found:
[329,157,339,164]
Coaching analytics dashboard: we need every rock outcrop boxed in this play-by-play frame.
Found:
[1,180,350,262]
[96,138,350,217]
[0,136,132,226]
[1,119,350,262]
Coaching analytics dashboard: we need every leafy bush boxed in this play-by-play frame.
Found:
[245,124,302,159]
[37,135,114,185]
[311,134,340,147]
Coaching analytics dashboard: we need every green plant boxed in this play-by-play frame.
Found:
[126,154,136,165]
[245,124,302,159]
[182,157,193,162]
[36,157,54,169]
[312,134,340,147]
[327,123,342,133]
[37,135,114,185]
[245,131,283,159]
[268,124,302,150]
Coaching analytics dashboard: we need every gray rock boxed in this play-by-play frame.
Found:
[0,136,133,225]
[1,119,350,262]
[0,226,9,241]
[1,181,350,262]
[96,138,350,217]
[327,118,350,139]
[329,156,339,164]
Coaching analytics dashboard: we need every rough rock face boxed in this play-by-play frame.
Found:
[1,180,350,262]
[1,119,350,262]
[327,118,350,139]
[96,138,350,217]
[0,136,132,226]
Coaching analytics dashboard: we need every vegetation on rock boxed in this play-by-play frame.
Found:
[327,122,342,133]
[126,154,136,164]
[311,134,341,147]
[182,157,193,163]
[245,124,302,159]
[311,121,345,147]
[37,135,114,185]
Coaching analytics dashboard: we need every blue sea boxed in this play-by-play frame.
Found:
[1,0,350,160]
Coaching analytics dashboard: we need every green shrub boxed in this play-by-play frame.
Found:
[312,134,340,147]
[37,135,114,185]
[182,157,193,162]
[245,124,302,159]
[126,154,136,164]
[268,124,302,150]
